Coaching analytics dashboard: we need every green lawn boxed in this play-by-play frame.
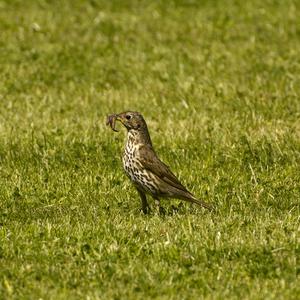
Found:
[0,0,299,299]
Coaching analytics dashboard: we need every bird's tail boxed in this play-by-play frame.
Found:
[177,191,213,210]
[171,188,213,210]
[188,196,213,211]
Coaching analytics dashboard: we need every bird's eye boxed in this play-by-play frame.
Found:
[125,115,131,120]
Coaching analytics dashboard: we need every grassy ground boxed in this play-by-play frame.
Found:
[0,0,299,299]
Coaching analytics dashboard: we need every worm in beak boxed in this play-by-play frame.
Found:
[106,114,119,132]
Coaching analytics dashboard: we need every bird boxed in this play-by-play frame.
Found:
[106,111,212,213]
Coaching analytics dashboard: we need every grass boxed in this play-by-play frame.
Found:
[0,0,299,299]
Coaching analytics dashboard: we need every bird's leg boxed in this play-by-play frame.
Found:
[153,196,165,215]
[137,189,150,214]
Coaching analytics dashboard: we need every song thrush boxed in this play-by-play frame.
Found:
[106,111,212,213]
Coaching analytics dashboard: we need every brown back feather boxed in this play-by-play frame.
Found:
[139,145,190,193]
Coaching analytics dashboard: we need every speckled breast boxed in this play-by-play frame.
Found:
[123,138,141,181]
[122,134,157,194]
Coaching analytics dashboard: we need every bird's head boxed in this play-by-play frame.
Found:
[106,111,147,132]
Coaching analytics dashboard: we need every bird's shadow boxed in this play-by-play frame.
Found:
[137,202,213,217]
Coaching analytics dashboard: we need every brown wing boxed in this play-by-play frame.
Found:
[139,145,213,210]
[138,145,190,193]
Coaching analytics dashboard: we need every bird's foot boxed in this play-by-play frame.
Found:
[140,205,151,214]
[158,206,166,216]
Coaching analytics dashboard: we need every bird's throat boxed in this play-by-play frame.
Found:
[127,128,152,147]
